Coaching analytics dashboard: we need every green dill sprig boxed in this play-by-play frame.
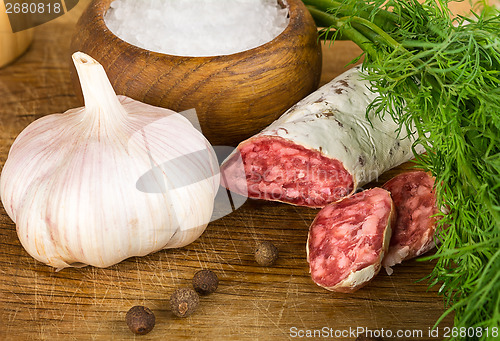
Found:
[303,0,500,339]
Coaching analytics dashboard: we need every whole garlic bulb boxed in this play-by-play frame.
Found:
[0,52,220,270]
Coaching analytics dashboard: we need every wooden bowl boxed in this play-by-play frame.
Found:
[70,0,322,146]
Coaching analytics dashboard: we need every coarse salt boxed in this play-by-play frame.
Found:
[104,0,290,57]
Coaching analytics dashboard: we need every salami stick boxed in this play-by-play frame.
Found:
[221,67,423,207]
[307,188,395,292]
[382,171,439,274]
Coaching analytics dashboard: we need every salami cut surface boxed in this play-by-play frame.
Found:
[221,66,422,208]
[381,171,439,272]
[307,188,395,292]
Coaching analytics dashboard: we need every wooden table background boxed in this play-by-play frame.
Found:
[2,0,486,339]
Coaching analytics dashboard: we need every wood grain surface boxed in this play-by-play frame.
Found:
[2,1,485,340]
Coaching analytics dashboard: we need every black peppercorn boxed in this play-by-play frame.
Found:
[125,305,155,335]
[170,288,199,317]
[255,241,279,266]
[192,269,218,295]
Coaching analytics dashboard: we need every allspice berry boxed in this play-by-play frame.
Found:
[192,269,218,295]
[170,288,199,318]
[255,241,279,266]
[125,305,155,335]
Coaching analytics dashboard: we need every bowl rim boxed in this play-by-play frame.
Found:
[89,0,305,60]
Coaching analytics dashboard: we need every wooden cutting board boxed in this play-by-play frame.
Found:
[0,1,474,340]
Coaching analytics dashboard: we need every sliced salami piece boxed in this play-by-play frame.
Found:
[220,66,422,208]
[307,188,395,292]
[381,171,439,272]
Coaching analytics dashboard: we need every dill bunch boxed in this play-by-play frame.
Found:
[303,0,500,339]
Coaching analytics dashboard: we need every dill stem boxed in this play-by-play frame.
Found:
[306,6,379,57]
[302,0,399,28]
[348,16,401,50]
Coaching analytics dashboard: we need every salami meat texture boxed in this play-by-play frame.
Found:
[307,188,395,292]
[381,171,439,273]
[221,67,423,207]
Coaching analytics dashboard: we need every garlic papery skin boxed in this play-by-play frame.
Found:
[0,52,220,270]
